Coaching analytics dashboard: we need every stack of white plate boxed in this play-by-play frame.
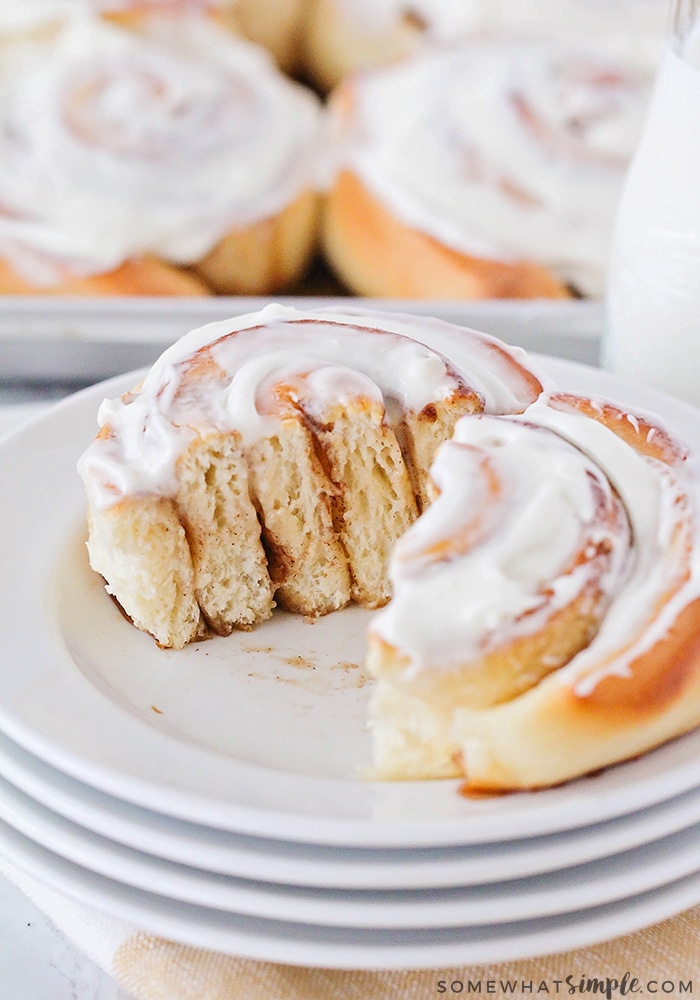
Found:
[2,360,700,970]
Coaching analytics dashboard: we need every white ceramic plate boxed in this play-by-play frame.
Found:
[4,729,700,891]
[2,359,700,848]
[2,814,700,970]
[3,767,700,929]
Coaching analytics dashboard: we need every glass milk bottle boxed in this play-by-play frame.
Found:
[603,0,700,407]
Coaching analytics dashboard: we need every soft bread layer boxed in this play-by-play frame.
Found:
[174,432,274,635]
[86,495,206,650]
[323,170,571,300]
[313,393,419,608]
[247,416,351,617]
[368,580,623,779]
[86,387,480,646]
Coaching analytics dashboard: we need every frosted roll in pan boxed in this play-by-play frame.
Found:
[0,16,321,295]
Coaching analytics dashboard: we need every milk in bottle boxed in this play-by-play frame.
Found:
[604,0,700,406]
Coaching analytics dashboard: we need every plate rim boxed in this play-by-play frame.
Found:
[2,813,700,970]
[4,729,700,890]
[3,765,700,929]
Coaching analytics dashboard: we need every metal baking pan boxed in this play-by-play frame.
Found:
[0,296,602,383]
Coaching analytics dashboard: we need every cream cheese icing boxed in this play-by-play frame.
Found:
[330,40,654,296]
[374,415,633,673]
[77,303,546,508]
[0,17,321,285]
[370,394,700,698]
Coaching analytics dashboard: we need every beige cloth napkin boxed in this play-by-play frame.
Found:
[3,853,700,1000]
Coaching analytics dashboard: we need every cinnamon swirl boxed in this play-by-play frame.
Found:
[0,16,321,295]
[322,39,654,299]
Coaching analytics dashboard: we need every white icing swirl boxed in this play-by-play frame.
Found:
[372,412,633,672]
[371,395,700,695]
[331,40,654,295]
[78,303,545,508]
[0,17,320,284]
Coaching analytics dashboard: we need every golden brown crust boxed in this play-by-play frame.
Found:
[322,169,572,300]
[231,0,308,72]
[108,0,308,72]
[550,392,689,465]
[452,595,700,791]
[0,254,211,296]
[0,188,318,298]
[192,189,319,295]
[302,0,423,92]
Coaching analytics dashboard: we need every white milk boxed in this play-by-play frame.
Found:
[603,25,700,407]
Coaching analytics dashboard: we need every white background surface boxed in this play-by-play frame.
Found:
[0,875,131,1000]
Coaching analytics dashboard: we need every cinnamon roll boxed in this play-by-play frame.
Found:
[368,393,700,789]
[0,16,321,295]
[322,39,654,299]
[77,304,544,649]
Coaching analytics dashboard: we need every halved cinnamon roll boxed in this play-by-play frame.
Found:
[0,16,321,295]
[79,305,700,789]
[367,393,700,789]
[78,305,544,648]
